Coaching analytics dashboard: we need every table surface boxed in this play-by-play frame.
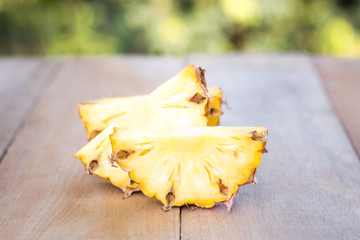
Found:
[0,54,359,240]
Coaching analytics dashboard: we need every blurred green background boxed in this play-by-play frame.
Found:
[0,0,359,57]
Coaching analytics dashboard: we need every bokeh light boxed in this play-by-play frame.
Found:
[0,0,359,57]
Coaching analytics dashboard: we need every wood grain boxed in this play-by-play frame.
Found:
[0,57,182,240]
[313,56,360,157]
[1,55,359,240]
[181,54,360,240]
[0,58,62,162]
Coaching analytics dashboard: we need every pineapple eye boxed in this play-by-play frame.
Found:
[89,130,101,140]
[192,64,207,88]
[128,172,137,185]
[163,190,176,211]
[86,160,98,175]
[209,108,222,117]
[217,179,229,196]
[261,148,268,154]
[116,150,134,160]
[189,92,207,104]
[251,130,267,141]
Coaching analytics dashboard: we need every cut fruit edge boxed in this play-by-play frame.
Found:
[109,126,268,211]
[78,64,223,140]
[78,86,223,140]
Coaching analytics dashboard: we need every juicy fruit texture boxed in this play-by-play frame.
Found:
[74,125,139,196]
[79,88,223,140]
[75,63,268,211]
[75,64,220,197]
[110,126,267,211]
[79,64,211,140]
[207,87,223,126]
[79,96,145,140]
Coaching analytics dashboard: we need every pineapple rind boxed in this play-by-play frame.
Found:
[110,127,267,208]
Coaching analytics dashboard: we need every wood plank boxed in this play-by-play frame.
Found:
[0,57,181,240]
[0,58,62,162]
[181,54,360,240]
[313,56,360,157]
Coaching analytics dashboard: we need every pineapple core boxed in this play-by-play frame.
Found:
[110,127,267,211]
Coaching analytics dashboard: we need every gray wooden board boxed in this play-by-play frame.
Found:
[0,58,62,162]
[181,54,360,240]
[1,55,359,240]
[313,56,360,157]
[0,57,181,240]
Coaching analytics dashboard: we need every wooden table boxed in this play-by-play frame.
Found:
[1,54,359,240]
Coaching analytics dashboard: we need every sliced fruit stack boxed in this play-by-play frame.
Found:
[74,64,268,211]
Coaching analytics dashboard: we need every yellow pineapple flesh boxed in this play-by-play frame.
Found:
[75,64,217,197]
[74,125,139,196]
[79,64,211,140]
[78,96,146,140]
[79,87,223,140]
[110,126,268,211]
[207,87,223,126]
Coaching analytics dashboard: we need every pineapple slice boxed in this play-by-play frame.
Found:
[79,87,223,140]
[110,126,268,211]
[79,64,210,140]
[75,64,213,196]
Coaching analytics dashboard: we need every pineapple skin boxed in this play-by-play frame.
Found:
[110,127,267,210]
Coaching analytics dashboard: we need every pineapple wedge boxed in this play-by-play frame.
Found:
[75,64,215,196]
[79,87,223,140]
[79,96,145,140]
[79,64,211,140]
[74,125,139,196]
[110,126,268,211]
